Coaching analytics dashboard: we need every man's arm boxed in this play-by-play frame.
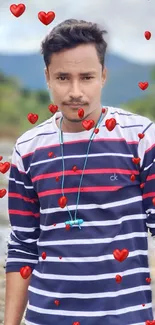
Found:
[4,272,31,325]
[138,121,155,237]
[4,141,40,325]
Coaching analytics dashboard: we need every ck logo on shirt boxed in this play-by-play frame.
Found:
[110,173,118,181]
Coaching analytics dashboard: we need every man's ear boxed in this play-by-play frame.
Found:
[44,68,49,87]
[102,66,107,87]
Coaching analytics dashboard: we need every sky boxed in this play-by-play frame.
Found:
[0,0,154,64]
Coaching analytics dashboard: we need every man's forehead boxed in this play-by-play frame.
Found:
[53,69,97,75]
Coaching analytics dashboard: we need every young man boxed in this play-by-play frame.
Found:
[4,19,155,325]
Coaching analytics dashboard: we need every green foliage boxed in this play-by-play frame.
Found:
[0,72,54,138]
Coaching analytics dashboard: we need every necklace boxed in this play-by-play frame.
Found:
[59,108,107,229]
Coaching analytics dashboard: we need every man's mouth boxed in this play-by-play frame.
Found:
[67,104,86,108]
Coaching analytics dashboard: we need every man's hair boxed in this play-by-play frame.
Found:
[40,19,108,70]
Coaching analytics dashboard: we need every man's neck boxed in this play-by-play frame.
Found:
[56,108,104,133]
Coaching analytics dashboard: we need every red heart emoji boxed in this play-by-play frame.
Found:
[0,156,3,161]
[102,108,106,114]
[140,183,145,189]
[20,266,32,279]
[48,152,54,157]
[66,224,71,231]
[48,104,58,114]
[105,118,116,131]
[115,274,122,283]
[41,252,47,260]
[0,189,7,198]
[144,31,151,40]
[58,196,67,208]
[38,11,55,25]
[113,249,129,262]
[82,120,95,130]
[78,108,84,119]
[54,299,60,306]
[94,128,99,134]
[27,113,38,124]
[0,162,10,174]
[138,133,145,139]
[59,256,62,259]
[145,321,155,325]
[132,157,141,164]
[142,304,145,307]
[10,3,26,17]
[130,174,136,182]
[138,82,149,90]
[146,277,151,283]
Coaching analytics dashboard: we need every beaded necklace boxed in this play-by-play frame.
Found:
[59,109,107,229]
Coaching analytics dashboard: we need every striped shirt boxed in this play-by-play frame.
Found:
[5,106,155,325]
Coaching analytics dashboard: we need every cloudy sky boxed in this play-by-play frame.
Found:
[0,0,154,64]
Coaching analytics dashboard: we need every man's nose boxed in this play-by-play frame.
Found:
[69,81,83,98]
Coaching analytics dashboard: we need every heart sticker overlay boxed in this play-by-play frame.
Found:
[144,31,151,40]
[58,196,67,208]
[0,162,10,173]
[82,119,95,130]
[94,128,99,134]
[48,104,58,114]
[130,174,136,182]
[72,165,77,172]
[113,249,129,262]
[54,299,60,306]
[48,152,54,158]
[138,82,149,90]
[38,11,55,25]
[105,118,116,131]
[66,224,71,231]
[0,189,7,198]
[20,266,32,279]
[138,133,145,139]
[78,108,84,119]
[41,252,47,260]
[27,113,38,124]
[115,274,122,283]
[10,3,26,17]
[132,157,141,165]
[145,321,155,325]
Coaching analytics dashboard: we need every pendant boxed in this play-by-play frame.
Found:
[65,219,84,229]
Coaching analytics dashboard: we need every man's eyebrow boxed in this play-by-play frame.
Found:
[54,71,96,76]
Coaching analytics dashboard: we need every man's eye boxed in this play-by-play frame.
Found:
[57,76,94,81]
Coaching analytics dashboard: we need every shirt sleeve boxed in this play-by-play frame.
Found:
[138,121,155,239]
[5,141,40,273]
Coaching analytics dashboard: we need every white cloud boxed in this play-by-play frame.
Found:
[0,0,154,64]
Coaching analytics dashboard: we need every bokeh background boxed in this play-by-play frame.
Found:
[0,0,155,323]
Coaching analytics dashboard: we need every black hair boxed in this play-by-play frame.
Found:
[40,19,108,70]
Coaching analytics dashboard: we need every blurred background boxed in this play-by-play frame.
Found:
[0,0,155,322]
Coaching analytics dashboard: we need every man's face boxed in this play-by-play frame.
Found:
[45,43,107,122]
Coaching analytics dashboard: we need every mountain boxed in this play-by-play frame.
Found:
[0,52,153,106]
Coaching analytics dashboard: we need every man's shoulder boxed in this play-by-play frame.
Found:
[16,114,56,154]
[109,106,153,129]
